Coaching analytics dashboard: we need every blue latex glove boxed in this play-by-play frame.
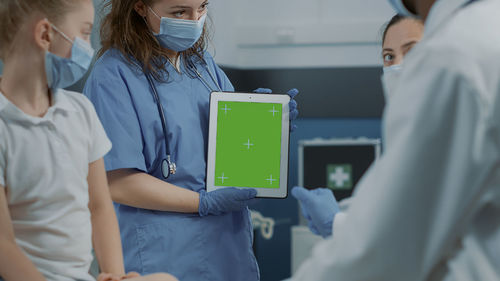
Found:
[291,186,340,238]
[253,88,299,132]
[199,187,258,216]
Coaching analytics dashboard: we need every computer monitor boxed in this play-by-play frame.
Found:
[298,138,381,220]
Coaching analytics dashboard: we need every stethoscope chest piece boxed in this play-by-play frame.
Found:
[162,155,177,179]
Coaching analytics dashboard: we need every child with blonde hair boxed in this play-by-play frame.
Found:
[0,1,176,280]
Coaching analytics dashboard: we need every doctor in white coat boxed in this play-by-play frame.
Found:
[291,0,500,280]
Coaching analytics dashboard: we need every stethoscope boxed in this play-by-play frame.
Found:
[145,58,222,179]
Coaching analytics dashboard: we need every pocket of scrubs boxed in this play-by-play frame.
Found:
[135,220,206,276]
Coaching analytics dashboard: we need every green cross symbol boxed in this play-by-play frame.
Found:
[326,164,352,190]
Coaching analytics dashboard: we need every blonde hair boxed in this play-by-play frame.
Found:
[0,0,79,59]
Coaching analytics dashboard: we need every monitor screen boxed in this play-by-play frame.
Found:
[303,144,378,200]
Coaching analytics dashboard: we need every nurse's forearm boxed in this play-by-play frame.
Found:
[107,169,200,213]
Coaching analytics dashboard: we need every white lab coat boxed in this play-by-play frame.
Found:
[292,0,500,280]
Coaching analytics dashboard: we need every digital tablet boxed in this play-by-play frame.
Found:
[206,92,290,198]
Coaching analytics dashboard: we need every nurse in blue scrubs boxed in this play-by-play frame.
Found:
[84,0,298,280]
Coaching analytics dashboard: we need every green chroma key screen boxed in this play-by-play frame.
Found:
[214,101,283,188]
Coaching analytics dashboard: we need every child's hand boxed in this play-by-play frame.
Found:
[122,272,141,279]
[97,272,141,281]
[97,273,122,281]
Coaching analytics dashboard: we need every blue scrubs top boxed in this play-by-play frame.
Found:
[84,49,259,280]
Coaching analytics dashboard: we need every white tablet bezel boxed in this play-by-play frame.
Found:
[206,92,290,198]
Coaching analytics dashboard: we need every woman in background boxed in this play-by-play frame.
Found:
[292,14,424,239]
[381,14,424,100]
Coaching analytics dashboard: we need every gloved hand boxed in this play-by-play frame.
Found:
[199,187,258,216]
[291,186,340,238]
[253,88,299,132]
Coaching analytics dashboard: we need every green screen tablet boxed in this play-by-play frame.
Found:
[207,92,290,198]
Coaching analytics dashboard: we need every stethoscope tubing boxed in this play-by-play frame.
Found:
[145,59,222,178]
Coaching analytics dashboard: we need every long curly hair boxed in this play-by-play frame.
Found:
[98,0,211,82]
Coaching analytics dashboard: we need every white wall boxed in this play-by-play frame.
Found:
[209,0,396,69]
[0,0,396,73]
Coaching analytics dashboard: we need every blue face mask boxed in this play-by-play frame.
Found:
[149,7,207,52]
[387,0,418,17]
[45,24,94,90]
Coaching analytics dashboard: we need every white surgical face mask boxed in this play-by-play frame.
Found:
[383,64,402,75]
[381,64,403,102]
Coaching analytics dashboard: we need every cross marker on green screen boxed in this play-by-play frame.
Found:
[243,139,254,150]
[218,173,228,184]
[221,104,231,115]
[266,175,277,185]
[269,106,279,117]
